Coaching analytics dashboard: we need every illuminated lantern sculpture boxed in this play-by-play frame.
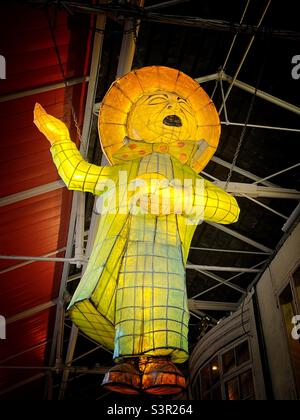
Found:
[34,66,240,395]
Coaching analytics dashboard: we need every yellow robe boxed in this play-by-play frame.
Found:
[50,140,240,363]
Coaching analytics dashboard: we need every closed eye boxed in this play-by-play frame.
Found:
[148,95,169,105]
[177,98,188,105]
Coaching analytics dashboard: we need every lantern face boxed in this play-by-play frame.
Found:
[127,91,198,144]
[99,66,221,173]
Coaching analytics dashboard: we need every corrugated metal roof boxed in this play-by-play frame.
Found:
[0,1,92,398]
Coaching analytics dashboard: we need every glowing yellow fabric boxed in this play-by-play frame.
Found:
[48,142,239,362]
[33,66,240,364]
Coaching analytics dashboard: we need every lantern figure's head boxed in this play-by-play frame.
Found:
[127,91,198,144]
[99,66,220,173]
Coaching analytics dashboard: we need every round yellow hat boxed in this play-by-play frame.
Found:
[98,66,220,173]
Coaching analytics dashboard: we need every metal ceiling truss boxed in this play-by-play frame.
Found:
[188,300,239,312]
[0,76,89,103]
[54,12,107,400]
[0,373,47,398]
[0,248,67,275]
[188,266,246,295]
[37,0,300,40]
[191,259,269,300]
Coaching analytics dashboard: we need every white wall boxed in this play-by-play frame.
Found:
[189,294,266,400]
[256,223,300,400]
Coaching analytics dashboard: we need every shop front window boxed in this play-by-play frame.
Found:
[279,270,300,397]
[197,340,255,400]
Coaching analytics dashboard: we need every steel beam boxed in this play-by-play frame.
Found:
[0,341,50,365]
[0,77,89,103]
[0,255,86,264]
[48,192,79,371]
[192,260,268,300]
[214,181,300,200]
[195,73,220,84]
[145,0,191,10]
[0,181,65,208]
[0,373,46,397]
[0,365,108,374]
[74,192,86,268]
[190,247,271,255]
[189,310,218,324]
[187,264,261,273]
[282,203,300,233]
[210,156,278,187]
[64,322,113,351]
[221,120,300,134]
[7,301,57,325]
[206,222,273,253]
[58,324,79,400]
[187,264,246,294]
[116,0,145,76]
[0,248,67,275]
[222,73,300,116]
[221,0,251,71]
[252,163,300,185]
[188,299,239,312]
[55,12,107,400]
[195,69,300,127]
[218,0,272,115]
[240,193,288,220]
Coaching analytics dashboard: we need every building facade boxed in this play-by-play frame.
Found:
[190,223,300,400]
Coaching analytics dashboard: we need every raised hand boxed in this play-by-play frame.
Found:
[34,103,71,145]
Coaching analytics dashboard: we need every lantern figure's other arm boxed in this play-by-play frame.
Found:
[34,103,116,195]
[203,179,240,224]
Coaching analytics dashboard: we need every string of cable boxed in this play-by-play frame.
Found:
[45,5,82,143]
[26,0,300,41]
[225,43,268,190]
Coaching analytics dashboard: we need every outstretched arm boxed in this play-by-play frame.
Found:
[203,179,240,224]
[34,103,115,195]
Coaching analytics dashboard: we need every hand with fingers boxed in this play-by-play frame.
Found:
[34,103,71,145]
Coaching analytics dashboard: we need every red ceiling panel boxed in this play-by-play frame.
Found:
[0,189,72,268]
[0,90,72,197]
[0,3,89,95]
[0,1,93,399]
[2,376,46,401]
[0,256,64,318]
[0,309,56,395]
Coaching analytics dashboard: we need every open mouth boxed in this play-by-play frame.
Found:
[163,115,182,127]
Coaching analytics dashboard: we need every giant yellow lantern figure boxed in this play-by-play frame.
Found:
[34,66,240,395]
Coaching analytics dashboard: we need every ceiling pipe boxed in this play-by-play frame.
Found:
[218,0,272,115]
